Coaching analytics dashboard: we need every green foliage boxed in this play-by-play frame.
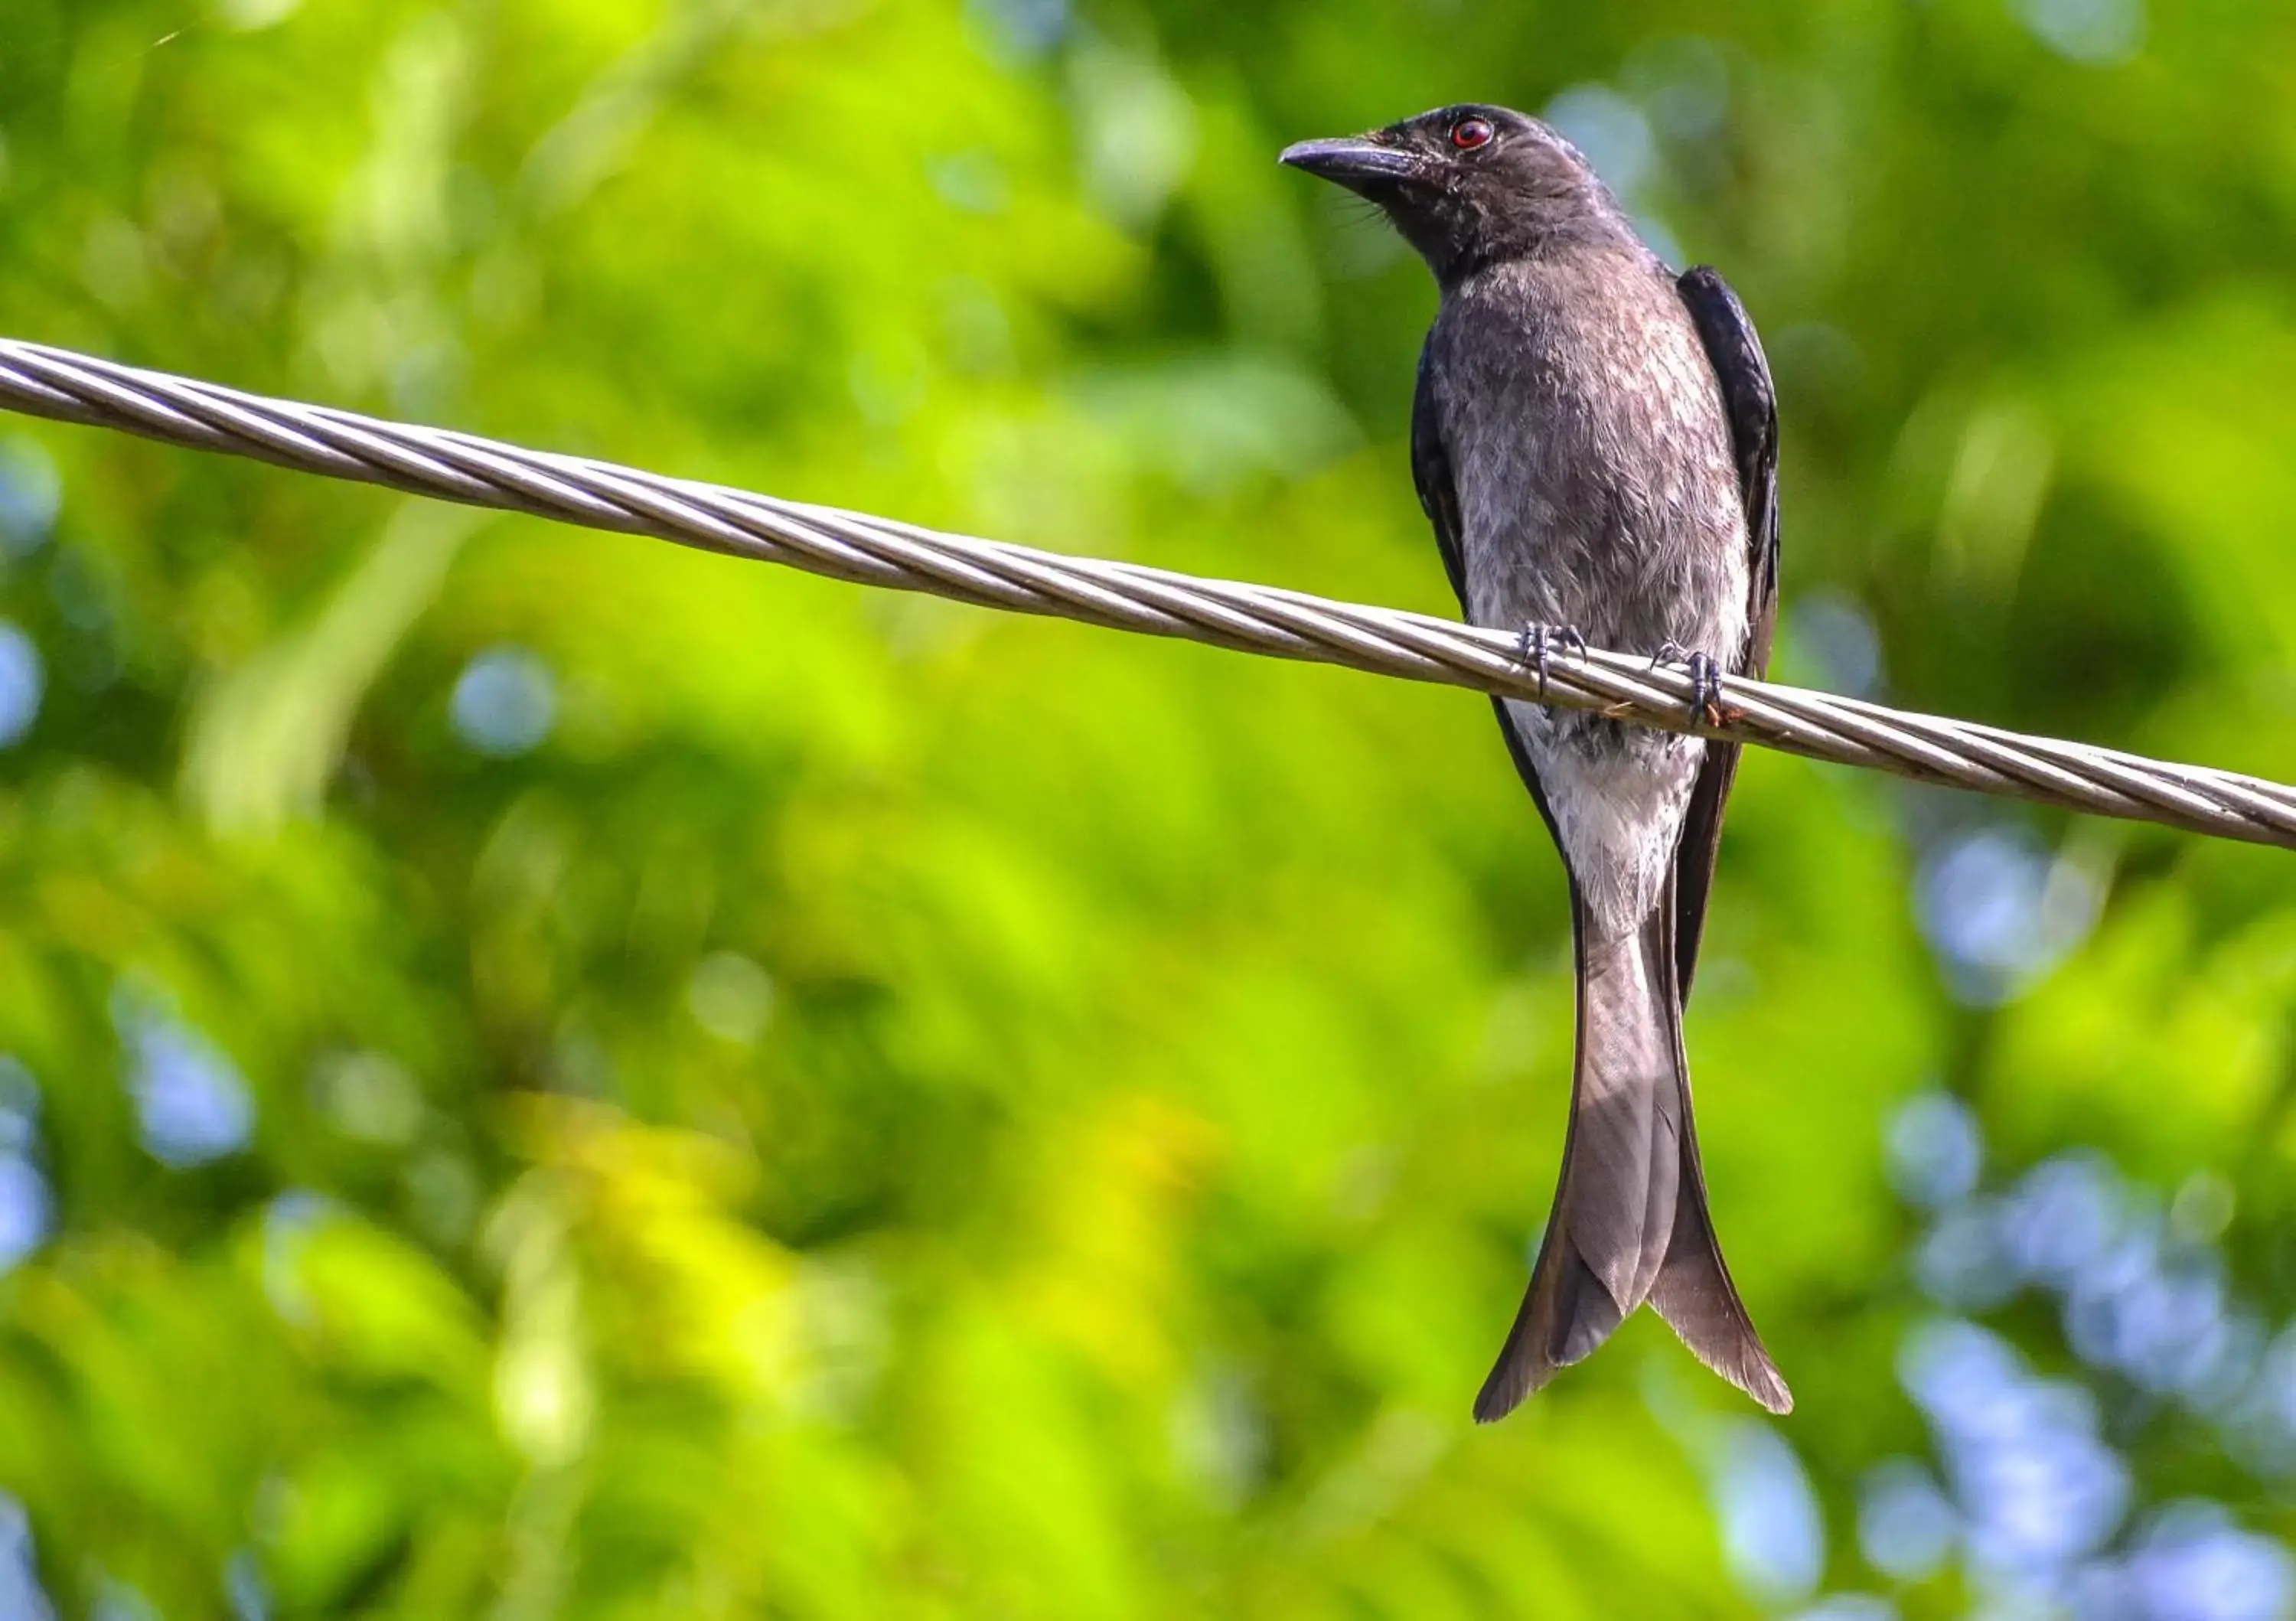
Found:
[1,1,2294,1616]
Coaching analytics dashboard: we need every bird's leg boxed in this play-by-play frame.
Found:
[1513,621,1588,700]
[1648,641,1724,726]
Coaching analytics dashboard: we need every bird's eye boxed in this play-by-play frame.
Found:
[1450,117,1495,151]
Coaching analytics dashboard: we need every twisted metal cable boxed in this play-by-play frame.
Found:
[2,335,2291,850]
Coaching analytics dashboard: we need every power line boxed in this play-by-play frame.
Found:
[2,335,2291,850]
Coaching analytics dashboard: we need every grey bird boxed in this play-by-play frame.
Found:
[1282,105,1789,1419]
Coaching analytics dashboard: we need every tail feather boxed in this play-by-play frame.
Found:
[1649,1141,1794,1414]
[1475,884,1789,1422]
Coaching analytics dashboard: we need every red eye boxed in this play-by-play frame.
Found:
[1450,117,1495,151]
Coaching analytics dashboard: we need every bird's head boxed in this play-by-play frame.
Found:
[1280,104,1620,285]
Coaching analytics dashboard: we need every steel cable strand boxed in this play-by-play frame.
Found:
[2,337,2292,850]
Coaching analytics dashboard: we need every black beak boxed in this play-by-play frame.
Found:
[1278,135,1422,190]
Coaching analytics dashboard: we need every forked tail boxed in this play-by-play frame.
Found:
[1474,885,1791,1420]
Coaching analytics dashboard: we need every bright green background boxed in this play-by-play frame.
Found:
[2,1,2294,1616]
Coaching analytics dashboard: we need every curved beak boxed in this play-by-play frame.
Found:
[1278,135,1421,189]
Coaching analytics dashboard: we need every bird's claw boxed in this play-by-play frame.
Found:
[1513,621,1588,700]
[1649,641,1725,726]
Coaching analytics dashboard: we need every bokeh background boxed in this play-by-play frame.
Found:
[2,0,2294,1616]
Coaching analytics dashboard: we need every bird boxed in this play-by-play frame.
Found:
[1281,104,1788,1420]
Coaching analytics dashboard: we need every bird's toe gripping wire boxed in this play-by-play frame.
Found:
[1514,621,1589,700]
[1649,641,1725,726]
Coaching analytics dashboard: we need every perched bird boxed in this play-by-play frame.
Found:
[1282,105,1788,1419]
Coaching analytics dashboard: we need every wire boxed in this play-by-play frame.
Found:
[3,335,2291,850]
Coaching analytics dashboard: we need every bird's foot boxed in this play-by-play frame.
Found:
[1512,621,1588,700]
[1649,641,1726,726]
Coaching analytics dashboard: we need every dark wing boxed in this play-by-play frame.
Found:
[1410,343,1469,609]
[1413,338,1566,849]
[1670,266,1780,1003]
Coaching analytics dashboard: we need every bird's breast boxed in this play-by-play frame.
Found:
[1437,256,1750,668]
